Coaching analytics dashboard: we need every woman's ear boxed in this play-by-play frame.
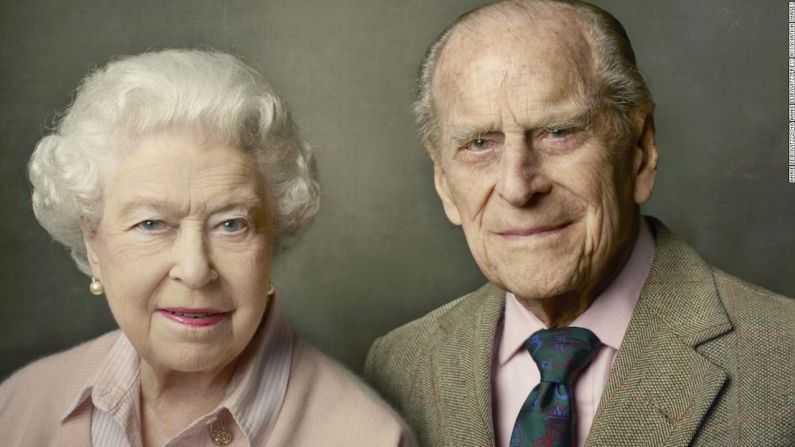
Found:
[79,218,103,278]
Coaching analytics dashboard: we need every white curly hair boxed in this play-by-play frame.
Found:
[28,49,320,275]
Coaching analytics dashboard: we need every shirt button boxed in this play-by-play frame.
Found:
[208,424,233,446]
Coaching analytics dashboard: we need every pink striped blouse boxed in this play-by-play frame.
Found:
[60,300,293,447]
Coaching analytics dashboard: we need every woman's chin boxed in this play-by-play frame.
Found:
[144,345,239,376]
[138,323,248,376]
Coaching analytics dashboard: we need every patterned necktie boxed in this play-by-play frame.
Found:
[510,327,601,447]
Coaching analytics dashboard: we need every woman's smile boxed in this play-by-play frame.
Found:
[157,307,229,327]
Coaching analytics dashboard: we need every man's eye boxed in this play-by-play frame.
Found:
[220,218,248,233]
[545,128,573,138]
[467,138,494,152]
[136,220,168,232]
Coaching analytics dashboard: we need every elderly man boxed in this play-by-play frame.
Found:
[365,1,795,446]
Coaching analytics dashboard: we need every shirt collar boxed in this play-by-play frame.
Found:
[498,218,655,365]
[61,298,294,446]
[221,299,293,445]
[61,332,140,421]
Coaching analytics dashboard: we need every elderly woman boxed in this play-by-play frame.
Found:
[0,49,413,446]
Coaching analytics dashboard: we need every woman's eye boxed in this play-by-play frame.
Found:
[220,218,248,233]
[136,220,167,232]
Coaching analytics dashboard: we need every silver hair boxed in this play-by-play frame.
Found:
[414,0,653,155]
[28,49,320,275]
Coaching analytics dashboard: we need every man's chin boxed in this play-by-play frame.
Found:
[497,277,579,303]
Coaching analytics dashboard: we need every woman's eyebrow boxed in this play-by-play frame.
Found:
[118,196,265,217]
[118,197,178,218]
[208,197,265,215]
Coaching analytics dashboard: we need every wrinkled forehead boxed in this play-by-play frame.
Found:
[432,6,598,118]
[103,132,265,199]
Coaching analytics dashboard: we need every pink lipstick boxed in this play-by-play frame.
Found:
[158,308,227,327]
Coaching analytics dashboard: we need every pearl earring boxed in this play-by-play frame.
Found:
[268,283,275,296]
[89,277,104,295]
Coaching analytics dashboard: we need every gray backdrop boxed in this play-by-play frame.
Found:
[1,0,791,379]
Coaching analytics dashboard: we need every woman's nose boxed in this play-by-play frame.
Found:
[168,227,217,288]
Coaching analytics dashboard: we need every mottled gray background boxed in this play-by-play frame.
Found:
[1,0,791,379]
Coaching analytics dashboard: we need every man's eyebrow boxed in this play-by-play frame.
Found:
[444,108,595,144]
[532,107,594,130]
[445,124,500,144]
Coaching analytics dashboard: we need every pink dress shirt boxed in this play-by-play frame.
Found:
[493,220,655,447]
[61,299,293,447]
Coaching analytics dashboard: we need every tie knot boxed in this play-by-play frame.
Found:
[524,327,600,384]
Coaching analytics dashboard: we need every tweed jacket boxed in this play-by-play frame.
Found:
[365,220,795,447]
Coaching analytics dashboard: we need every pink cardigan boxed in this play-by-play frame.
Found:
[0,331,415,446]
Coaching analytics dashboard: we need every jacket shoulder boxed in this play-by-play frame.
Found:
[365,286,484,370]
[712,268,795,331]
[366,293,468,368]
[363,283,499,413]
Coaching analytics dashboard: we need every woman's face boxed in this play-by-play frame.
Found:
[83,132,273,375]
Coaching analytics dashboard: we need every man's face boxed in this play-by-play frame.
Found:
[430,17,657,303]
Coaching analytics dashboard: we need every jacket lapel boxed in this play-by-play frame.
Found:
[586,220,732,447]
[431,283,504,446]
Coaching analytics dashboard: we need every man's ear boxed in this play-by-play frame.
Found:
[425,139,462,226]
[431,162,462,227]
[79,218,103,278]
[630,108,659,205]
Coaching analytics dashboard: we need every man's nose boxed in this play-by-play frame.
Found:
[496,138,552,207]
[169,226,217,288]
